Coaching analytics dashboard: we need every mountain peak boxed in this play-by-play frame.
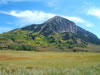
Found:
[51,16,69,20]
[52,16,64,19]
[42,16,77,33]
[44,16,69,24]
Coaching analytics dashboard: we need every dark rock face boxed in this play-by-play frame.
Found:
[22,24,39,31]
[22,16,77,33]
[42,16,77,33]
[76,26,100,44]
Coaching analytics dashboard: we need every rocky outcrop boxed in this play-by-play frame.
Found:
[42,16,77,33]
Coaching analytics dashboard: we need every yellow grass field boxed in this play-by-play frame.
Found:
[0,50,100,75]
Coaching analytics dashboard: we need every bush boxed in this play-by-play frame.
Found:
[0,46,3,50]
[8,44,18,50]
[62,33,70,40]
[67,45,74,49]
[47,37,55,43]
[19,45,36,51]
[7,44,36,51]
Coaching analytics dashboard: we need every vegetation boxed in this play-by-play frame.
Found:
[0,50,100,75]
[7,44,36,51]
[0,31,88,51]
[0,16,100,51]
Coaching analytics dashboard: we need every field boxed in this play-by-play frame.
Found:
[0,50,100,75]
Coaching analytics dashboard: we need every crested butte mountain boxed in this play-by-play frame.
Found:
[0,16,100,51]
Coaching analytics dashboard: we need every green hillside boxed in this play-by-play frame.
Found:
[0,16,100,52]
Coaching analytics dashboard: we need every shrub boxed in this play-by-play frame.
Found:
[0,46,3,50]
[47,37,55,43]
[7,44,36,51]
[19,44,36,51]
[8,44,18,50]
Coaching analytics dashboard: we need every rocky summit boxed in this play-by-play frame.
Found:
[42,16,77,33]
[22,16,77,33]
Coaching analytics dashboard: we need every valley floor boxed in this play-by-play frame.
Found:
[0,50,100,75]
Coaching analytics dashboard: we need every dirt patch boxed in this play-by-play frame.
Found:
[0,55,32,60]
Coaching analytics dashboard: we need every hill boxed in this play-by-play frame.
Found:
[0,16,100,52]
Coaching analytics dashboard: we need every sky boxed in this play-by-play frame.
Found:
[0,0,100,38]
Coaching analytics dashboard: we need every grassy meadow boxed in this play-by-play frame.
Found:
[0,50,100,75]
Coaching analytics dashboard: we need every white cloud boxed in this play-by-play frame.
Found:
[0,10,55,26]
[0,10,93,27]
[0,27,12,33]
[63,16,93,27]
[88,8,100,18]
[46,0,59,10]
[83,22,93,27]
[0,0,40,4]
[63,16,84,23]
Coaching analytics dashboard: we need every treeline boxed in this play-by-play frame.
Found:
[0,44,36,51]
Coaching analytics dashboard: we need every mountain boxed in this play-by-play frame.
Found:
[0,16,100,52]
[21,16,100,44]
[22,16,77,33]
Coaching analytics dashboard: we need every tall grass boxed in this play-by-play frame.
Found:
[0,50,100,75]
[0,64,100,75]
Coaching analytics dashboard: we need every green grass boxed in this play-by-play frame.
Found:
[0,50,100,75]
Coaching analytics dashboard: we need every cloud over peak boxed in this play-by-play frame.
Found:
[88,8,100,18]
[0,10,93,27]
[0,0,40,4]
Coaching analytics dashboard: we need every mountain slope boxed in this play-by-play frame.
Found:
[21,16,100,44]
[22,16,77,33]
[0,16,100,51]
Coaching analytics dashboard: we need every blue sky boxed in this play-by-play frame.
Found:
[0,0,100,38]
